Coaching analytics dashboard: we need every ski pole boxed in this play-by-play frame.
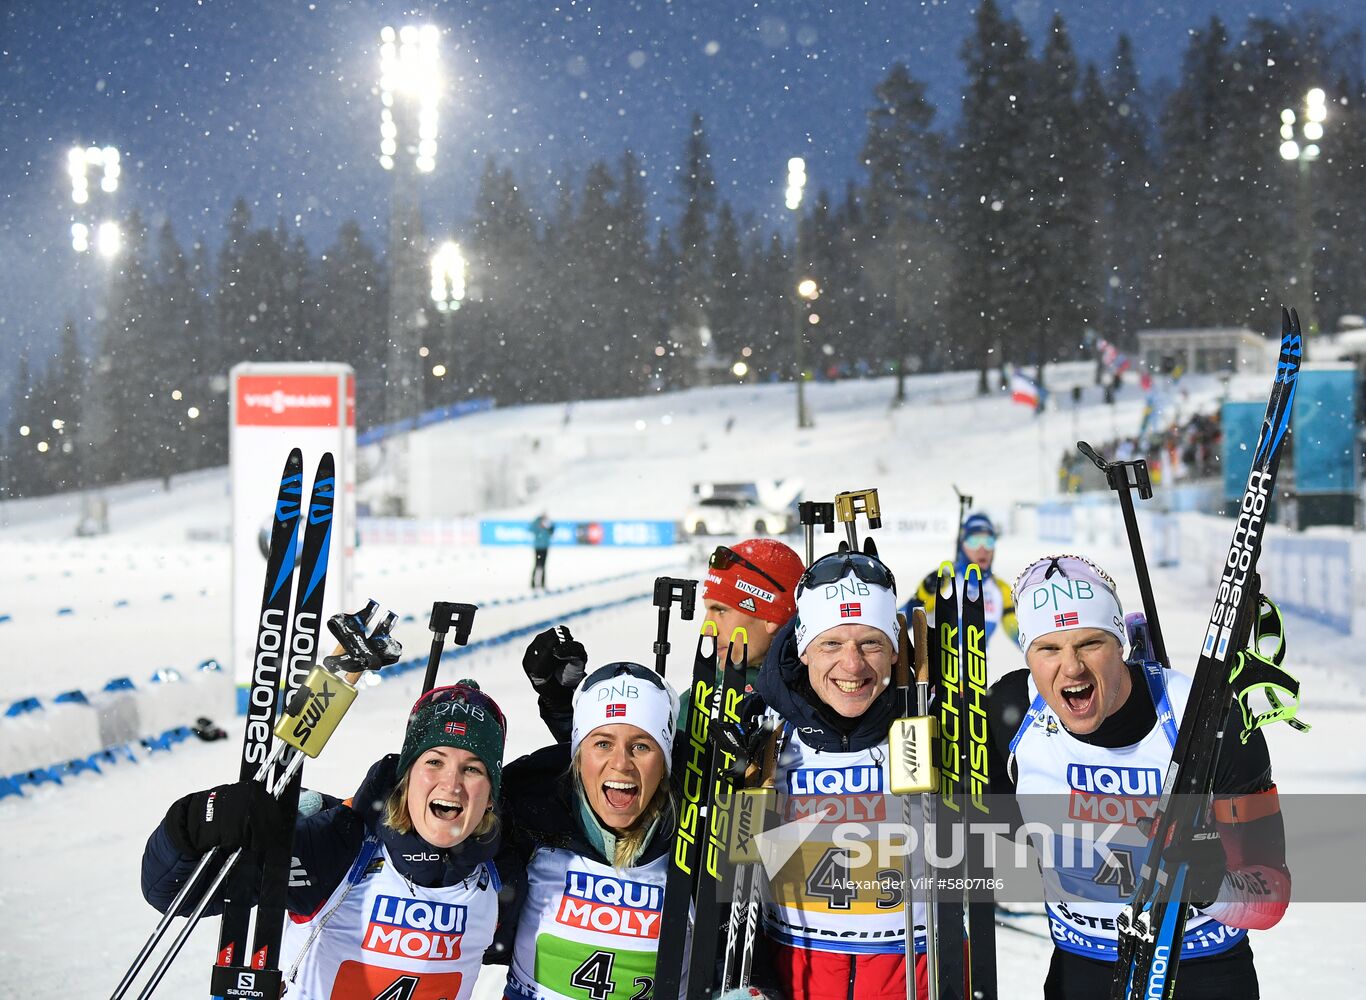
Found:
[109,737,294,1000]
[888,608,938,1000]
[651,576,697,677]
[420,601,478,694]
[798,500,835,566]
[134,750,312,999]
[1075,441,1170,668]
[834,488,882,551]
[111,602,402,1000]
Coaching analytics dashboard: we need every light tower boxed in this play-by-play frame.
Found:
[378,24,440,425]
[786,157,813,428]
[1278,87,1328,334]
[377,24,440,513]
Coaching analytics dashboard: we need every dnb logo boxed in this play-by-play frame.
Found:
[557,872,663,938]
[785,766,887,823]
[363,895,467,961]
[1066,764,1161,826]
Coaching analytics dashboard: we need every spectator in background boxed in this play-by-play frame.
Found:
[530,513,554,590]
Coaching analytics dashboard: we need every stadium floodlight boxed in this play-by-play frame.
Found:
[786,156,812,428]
[68,144,121,255]
[1278,88,1329,333]
[430,241,466,311]
[96,221,121,258]
[378,24,441,172]
[785,156,806,211]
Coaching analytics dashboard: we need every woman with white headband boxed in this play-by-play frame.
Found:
[491,660,683,1000]
[988,553,1292,999]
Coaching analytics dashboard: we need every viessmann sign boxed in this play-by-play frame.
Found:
[235,375,344,427]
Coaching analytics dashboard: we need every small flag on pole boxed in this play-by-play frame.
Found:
[1011,371,1042,410]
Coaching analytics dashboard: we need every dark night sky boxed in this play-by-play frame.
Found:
[0,0,1355,408]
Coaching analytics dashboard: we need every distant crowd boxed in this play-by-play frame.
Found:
[1059,409,1222,493]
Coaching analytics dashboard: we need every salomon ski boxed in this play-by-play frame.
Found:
[1111,307,1306,1000]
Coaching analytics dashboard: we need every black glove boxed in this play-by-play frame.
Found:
[713,716,775,787]
[1166,828,1228,909]
[522,625,588,711]
[164,780,289,857]
[1136,817,1227,910]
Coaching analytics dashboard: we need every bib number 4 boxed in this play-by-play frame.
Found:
[569,950,653,1000]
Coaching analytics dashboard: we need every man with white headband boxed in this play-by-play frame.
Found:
[712,547,946,999]
[988,553,1292,999]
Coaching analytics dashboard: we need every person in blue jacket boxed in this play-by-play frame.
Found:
[141,681,507,1000]
[530,513,555,589]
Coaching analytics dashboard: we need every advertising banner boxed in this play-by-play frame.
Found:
[230,363,354,713]
[480,519,677,547]
[1293,366,1358,495]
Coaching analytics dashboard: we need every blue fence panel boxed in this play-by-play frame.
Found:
[1263,535,1353,634]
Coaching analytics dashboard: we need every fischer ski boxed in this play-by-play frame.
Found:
[961,565,997,999]
[685,628,749,1000]
[654,623,719,1000]
[1110,307,1310,1000]
[932,561,967,1000]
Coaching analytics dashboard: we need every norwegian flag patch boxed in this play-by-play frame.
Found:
[445,721,467,735]
[1054,612,1080,627]
[839,603,861,618]
[606,703,627,718]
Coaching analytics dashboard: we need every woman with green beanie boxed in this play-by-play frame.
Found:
[141,681,507,1000]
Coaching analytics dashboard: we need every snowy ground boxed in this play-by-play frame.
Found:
[1,369,1362,997]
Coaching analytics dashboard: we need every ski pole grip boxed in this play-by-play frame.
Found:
[799,500,836,532]
[652,577,698,618]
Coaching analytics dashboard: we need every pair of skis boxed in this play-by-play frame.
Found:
[888,562,997,1000]
[1108,308,1310,999]
[919,563,997,1000]
[655,621,750,1000]
[112,449,402,999]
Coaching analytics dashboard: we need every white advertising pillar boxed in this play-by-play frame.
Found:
[230,363,355,713]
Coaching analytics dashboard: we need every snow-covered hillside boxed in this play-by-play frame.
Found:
[1,368,1361,997]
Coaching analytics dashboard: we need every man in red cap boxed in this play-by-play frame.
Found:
[520,538,804,729]
[700,537,805,688]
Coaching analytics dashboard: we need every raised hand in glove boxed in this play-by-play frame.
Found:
[164,780,289,857]
[522,625,588,711]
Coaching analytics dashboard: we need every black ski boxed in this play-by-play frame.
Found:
[654,628,720,1000]
[932,562,967,1000]
[1111,307,1304,1000]
[213,448,304,991]
[685,630,749,1000]
[242,453,335,985]
[962,564,997,999]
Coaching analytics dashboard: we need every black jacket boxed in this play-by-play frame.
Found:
[141,755,499,921]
